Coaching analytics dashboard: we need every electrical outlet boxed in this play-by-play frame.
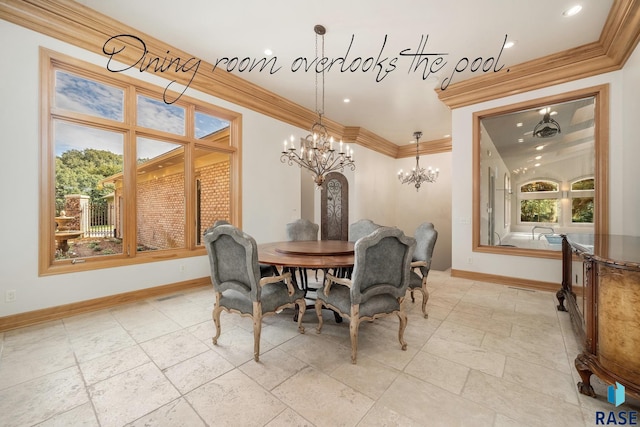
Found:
[179,265,185,273]
[467,257,473,265]
[5,290,16,303]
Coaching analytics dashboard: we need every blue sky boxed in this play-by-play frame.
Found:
[54,70,229,158]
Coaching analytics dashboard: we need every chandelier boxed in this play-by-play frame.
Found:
[281,25,355,187]
[398,131,439,191]
[533,110,561,138]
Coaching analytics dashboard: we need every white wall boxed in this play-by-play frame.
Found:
[0,20,304,316]
[621,44,640,236]
[393,151,452,271]
[451,64,635,283]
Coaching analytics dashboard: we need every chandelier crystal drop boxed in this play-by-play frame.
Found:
[280,24,355,187]
[398,131,439,191]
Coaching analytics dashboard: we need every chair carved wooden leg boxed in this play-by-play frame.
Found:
[253,301,262,362]
[397,304,408,351]
[420,280,429,318]
[297,300,306,334]
[350,305,360,364]
[410,289,415,303]
[212,295,223,345]
[315,300,324,333]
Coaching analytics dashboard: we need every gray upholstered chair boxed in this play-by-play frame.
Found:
[315,227,416,364]
[409,222,438,318]
[348,219,382,242]
[285,219,320,290]
[204,224,306,362]
[286,218,319,241]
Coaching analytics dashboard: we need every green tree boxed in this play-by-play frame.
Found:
[55,149,122,212]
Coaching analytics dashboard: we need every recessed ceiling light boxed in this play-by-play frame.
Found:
[516,122,523,127]
[550,111,558,116]
[534,163,541,167]
[504,40,516,49]
[563,5,582,17]
[443,134,451,138]
[535,155,542,160]
[518,138,524,143]
[343,98,350,103]
[264,49,273,56]
[536,145,544,151]
[539,107,549,115]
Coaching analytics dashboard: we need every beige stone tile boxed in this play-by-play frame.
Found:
[0,338,76,390]
[110,301,173,330]
[69,325,136,363]
[424,336,506,377]
[404,350,470,395]
[431,320,486,346]
[378,373,495,426]
[126,317,183,343]
[272,366,374,427]
[481,332,571,374]
[354,319,422,370]
[164,349,235,394]
[208,324,276,366]
[63,310,120,338]
[88,362,180,427]
[153,299,213,328]
[139,329,209,370]
[278,331,352,373]
[493,413,535,427]
[264,408,313,427]
[126,397,206,427]
[34,402,98,426]
[186,369,286,427]
[0,366,88,427]
[79,344,150,385]
[2,320,67,347]
[502,357,579,405]
[238,347,307,391]
[331,355,401,400]
[461,370,584,426]
[358,404,424,426]
[446,310,512,337]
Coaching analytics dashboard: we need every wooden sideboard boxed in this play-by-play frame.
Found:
[558,234,640,400]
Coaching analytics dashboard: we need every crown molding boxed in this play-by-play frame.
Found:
[0,0,403,158]
[437,0,640,109]
[396,138,453,158]
[3,0,634,156]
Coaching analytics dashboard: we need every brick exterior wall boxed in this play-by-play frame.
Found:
[110,159,231,250]
[137,171,185,250]
[198,160,231,240]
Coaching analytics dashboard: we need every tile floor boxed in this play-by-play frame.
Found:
[0,270,638,426]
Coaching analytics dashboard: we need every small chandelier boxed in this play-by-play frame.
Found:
[533,110,561,138]
[281,25,355,187]
[398,131,439,191]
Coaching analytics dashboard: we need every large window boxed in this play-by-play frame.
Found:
[41,50,240,274]
[519,180,559,223]
[570,177,594,223]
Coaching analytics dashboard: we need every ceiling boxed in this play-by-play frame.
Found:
[77,0,614,146]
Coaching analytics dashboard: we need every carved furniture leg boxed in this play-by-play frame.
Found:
[397,308,408,351]
[296,299,306,334]
[575,353,596,397]
[253,301,262,362]
[556,289,567,312]
[350,305,360,364]
[212,293,222,345]
[315,300,324,333]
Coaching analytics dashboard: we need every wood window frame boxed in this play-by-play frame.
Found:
[39,48,242,275]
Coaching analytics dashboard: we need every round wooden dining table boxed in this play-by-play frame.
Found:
[257,240,354,268]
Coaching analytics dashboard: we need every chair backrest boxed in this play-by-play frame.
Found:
[203,219,231,236]
[349,219,382,242]
[413,222,438,268]
[203,224,261,301]
[286,219,319,241]
[350,227,416,304]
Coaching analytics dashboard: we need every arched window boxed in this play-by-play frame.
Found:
[519,180,560,223]
[570,177,594,223]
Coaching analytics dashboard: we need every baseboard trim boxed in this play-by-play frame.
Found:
[450,269,559,293]
[0,277,211,332]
